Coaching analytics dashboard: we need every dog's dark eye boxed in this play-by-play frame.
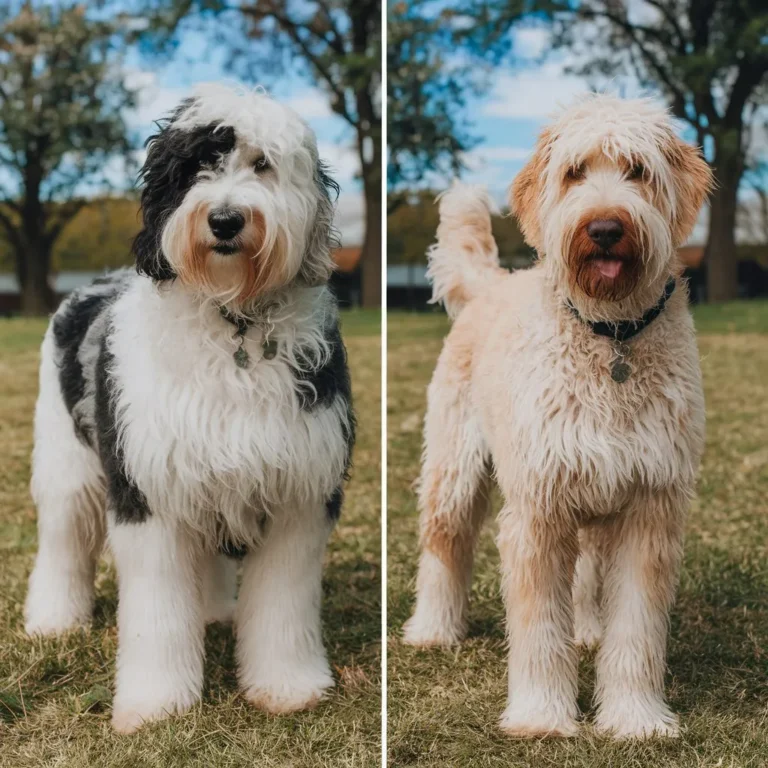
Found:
[254,155,271,173]
[629,163,646,180]
[565,163,585,182]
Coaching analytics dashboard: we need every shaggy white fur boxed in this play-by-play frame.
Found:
[24,84,353,734]
[405,94,712,740]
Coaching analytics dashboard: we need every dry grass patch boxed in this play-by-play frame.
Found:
[0,309,381,768]
[387,308,768,767]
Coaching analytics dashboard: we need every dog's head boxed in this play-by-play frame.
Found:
[133,83,339,306]
[511,94,712,313]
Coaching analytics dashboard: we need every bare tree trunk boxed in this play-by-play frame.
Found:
[17,239,56,316]
[706,150,742,303]
[361,172,382,309]
[355,75,382,309]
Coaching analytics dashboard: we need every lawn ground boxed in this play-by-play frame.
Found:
[387,302,768,767]
[0,308,381,768]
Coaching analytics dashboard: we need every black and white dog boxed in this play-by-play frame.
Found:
[24,83,355,733]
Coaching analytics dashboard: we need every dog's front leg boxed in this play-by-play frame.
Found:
[497,504,580,738]
[594,490,686,739]
[236,503,334,713]
[109,516,205,734]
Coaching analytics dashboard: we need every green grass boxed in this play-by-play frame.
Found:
[387,304,768,767]
[0,309,381,768]
[691,300,768,335]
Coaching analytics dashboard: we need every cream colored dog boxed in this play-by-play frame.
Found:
[403,94,713,740]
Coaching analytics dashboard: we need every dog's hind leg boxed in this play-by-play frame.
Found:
[202,553,238,624]
[573,525,603,649]
[25,334,105,636]
[403,352,490,647]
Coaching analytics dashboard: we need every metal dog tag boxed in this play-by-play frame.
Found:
[610,341,632,383]
[233,344,250,369]
[611,359,631,383]
[262,339,279,360]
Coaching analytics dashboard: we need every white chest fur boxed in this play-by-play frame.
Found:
[106,280,349,543]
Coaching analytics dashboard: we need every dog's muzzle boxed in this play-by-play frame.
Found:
[209,208,245,254]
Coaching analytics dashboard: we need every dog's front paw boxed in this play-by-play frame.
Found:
[242,662,334,714]
[402,611,466,648]
[595,694,679,739]
[25,578,92,637]
[112,690,199,734]
[499,697,579,739]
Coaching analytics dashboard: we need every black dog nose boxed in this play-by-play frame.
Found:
[208,208,245,240]
[587,219,624,250]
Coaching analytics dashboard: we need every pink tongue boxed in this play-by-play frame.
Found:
[595,258,622,279]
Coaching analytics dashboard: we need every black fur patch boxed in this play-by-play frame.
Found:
[133,113,236,281]
[316,161,341,206]
[52,291,113,444]
[295,324,352,411]
[325,486,344,523]
[294,322,356,522]
[94,337,152,524]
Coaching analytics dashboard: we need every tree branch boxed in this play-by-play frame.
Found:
[643,0,688,54]
[240,3,357,125]
[724,56,768,127]
[313,0,347,55]
[577,6,710,127]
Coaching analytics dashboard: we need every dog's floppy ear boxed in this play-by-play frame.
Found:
[509,128,553,253]
[132,125,179,281]
[664,135,713,247]
[299,159,341,286]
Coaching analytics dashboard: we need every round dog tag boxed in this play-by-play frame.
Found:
[262,339,279,360]
[611,359,631,383]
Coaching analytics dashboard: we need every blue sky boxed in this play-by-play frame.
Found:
[455,25,588,199]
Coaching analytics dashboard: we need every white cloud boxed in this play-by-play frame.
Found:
[463,146,531,170]
[453,146,531,197]
[482,63,587,120]
[284,90,333,119]
[123,68,189,129]
[511,26,549,61]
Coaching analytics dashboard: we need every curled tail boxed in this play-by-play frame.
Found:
[426,183,506,318]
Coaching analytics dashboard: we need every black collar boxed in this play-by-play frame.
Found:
[218,304,251,336]
[566,277,677,342]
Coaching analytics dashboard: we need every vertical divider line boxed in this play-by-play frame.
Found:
[380,0,388,763]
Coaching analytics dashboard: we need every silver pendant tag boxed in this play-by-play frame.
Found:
[262,339,279,360]
[611,359,631,383]
[233,345,250,369]
[610,341,631,383]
